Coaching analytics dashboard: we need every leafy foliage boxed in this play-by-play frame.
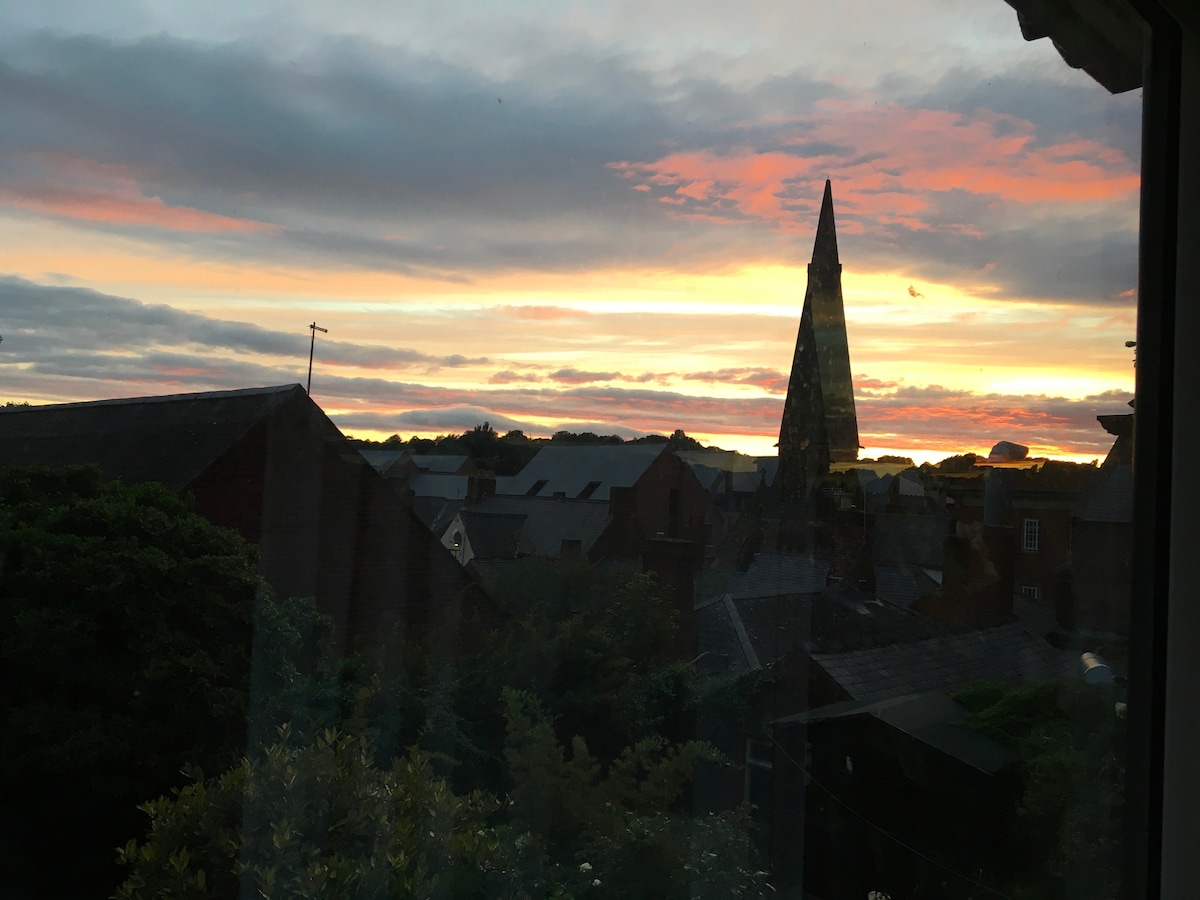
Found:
[0,465,322,897]
[353,425,718,476]
[116,725,532,900]
[117,697,771,899]
[954,678,1126,899]
[115,553,773,896]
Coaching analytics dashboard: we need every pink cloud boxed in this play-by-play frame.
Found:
[608,99,1139,234]
[1,151,276,233]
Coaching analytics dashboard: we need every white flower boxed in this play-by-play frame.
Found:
[593,878,601,887]
[579,862,593,873]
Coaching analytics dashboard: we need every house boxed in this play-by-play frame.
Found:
[439,492,614,584]
[498,443,710,556]
[692,556,1069,814]
[941,455,1096,606]
[763,693,1020,898]
[0,384,491,650]
[1066,412,1134,635]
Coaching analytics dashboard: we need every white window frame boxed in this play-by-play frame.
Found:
[1022,517,1040,552]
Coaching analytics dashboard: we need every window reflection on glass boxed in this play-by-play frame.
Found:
[0,1,1144,898]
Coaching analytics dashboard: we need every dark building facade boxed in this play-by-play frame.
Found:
[0,384,489,651]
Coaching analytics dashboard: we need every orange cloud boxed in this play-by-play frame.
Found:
[609,99,1139,233]
[2,151,275,233]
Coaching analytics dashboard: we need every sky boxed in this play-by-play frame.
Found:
[0,0,1142,463]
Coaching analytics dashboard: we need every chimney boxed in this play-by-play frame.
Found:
[609,485,637,520]
[918,521,1013,626]
[466,475,496,504]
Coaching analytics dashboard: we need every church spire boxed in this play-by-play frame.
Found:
[777,179,859,518]
[811,179,839,268]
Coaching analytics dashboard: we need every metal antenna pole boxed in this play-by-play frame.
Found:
[307,322,328,395]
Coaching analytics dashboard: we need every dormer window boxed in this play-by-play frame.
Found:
[576,481,602,500]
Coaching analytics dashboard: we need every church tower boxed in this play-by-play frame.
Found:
[777,180,859,506]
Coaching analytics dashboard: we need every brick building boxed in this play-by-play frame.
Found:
[0,384,489,650]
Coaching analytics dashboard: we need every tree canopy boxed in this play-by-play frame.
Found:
[0,465,327,897]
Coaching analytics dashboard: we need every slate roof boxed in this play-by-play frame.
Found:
[688,463,725,492]
[409,454,469,474]
[872,513,951,568]
[359,449,408,474]
[694,595,754,674]
[873,563,939,608]
[458,510,530,559]
[407,473,470,500]
[1076,463,1133,523]
[695,578,1072,704]
[410,496,465,537]
[0,384,312,491]
[465,494,611,557]
[728,553,829,599]
[500,443,665,500]
[775,693,1018,775]
[810,621,1072,704]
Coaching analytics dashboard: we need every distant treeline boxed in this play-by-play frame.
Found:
[349,424,710,476]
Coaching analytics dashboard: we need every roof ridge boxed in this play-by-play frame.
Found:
[1,384,303,413]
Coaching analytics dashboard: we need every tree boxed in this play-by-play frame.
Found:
[116,698,772,899]
[116,727,524,900]
[955,678,1126,899]
[0,465,321,897]
[115,556,775,897]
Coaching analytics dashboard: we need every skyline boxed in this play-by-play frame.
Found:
[0,1,1141,463]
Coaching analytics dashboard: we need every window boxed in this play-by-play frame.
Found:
[6,0,1196,897]
[576,480,601,500]
[1022,517,1040,552]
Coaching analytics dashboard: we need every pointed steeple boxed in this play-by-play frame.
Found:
[811,179,839,268]
[777,179,859,517]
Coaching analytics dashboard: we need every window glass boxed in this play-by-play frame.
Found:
[0,2,1142,898]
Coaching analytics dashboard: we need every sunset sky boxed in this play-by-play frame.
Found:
[0,1,1141,463]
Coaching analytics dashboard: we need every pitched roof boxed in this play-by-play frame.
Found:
[775,693,1018,775]
[0,384,312,490]
[409,454,469,473]
[467,494,611,557]
[410,496,465,537]
[1075,463,1133,523]
[810,622,1072,704]
[727,552,829,599]
[695,579,1071,704]
[407,473,470,500]
[873,563,939,608]
[359,449,409,474]
[458,510,529,559]
[872,513,951,567]
[500,443,665,500]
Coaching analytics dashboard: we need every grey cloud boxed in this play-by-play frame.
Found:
[0,277,486,370]
[548,367,622,384]
[0,31,1142,305]
[912,68,1142,163]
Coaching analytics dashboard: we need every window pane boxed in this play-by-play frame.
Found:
[0,2,1144,898]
